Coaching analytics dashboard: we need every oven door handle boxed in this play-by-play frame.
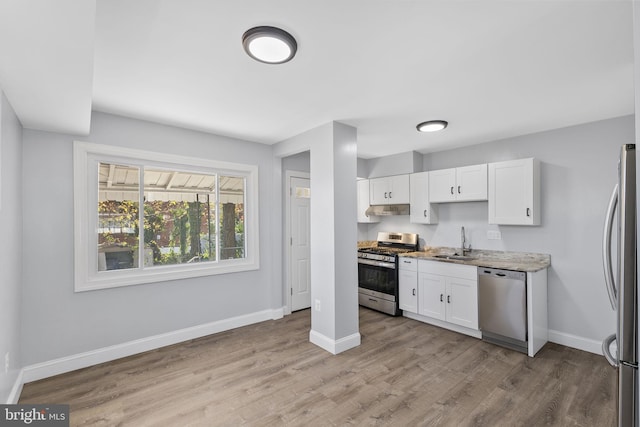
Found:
[357,258,396,269]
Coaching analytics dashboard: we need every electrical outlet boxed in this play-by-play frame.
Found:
[315,299,321,312]
[4,352,9,374]
[487,230,502,240]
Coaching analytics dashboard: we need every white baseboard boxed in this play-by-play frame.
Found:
[309,330,361,355]
[6,369,24,404]
[548,329,603,355]
[22,307,284,385]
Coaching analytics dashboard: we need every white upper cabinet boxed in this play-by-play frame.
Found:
[369,174,410,205]
[357,179,380,223]
[488,158,540,225]
[428,168,457,202]
[456,164,488,201]
[409,172,438,224]
[428,164,488,203]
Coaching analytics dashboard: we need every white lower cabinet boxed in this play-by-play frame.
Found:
[398,257,418,313]
[444,275,478,330]
[418,272,446,320]
[399,260,479,337]
[401,258,547,357]
[418,261,478,330]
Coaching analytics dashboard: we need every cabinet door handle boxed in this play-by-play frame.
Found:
[440,293,443,302]
[412,288,416,296]
[450,186,454,195]
[423,209,427,217]
[389,191,392,199]
[447,295,451,304]
[526,207,531,217]
[384,192,388,199]
[458,185,461,194]
[403,260,411,263]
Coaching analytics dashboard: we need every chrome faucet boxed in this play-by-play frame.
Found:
[461,226,470,255]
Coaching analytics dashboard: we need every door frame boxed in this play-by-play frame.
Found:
[284,170,311,315]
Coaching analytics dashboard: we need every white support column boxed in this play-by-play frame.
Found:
[274,121,360,354]
[308,122,360,354]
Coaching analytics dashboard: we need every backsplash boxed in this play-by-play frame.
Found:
[359,201,510,252]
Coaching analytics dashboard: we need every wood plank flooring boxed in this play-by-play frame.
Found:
[19,308,616,426]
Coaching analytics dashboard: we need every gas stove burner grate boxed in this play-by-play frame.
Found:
[358,247,413,256]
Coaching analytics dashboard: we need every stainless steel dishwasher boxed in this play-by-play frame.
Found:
[478,267,527,354]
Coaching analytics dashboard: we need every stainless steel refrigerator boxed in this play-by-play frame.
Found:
[603,143,637,426]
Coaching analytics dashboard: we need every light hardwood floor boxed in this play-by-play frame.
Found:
[20,308,616,426]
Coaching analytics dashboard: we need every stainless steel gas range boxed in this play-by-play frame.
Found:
[357,232,418,316]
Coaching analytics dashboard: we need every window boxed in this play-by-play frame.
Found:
[74,141,259,291]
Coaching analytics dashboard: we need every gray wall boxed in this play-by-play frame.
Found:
[361,115,634,349]
[367,151,422,178]
[21,112,282,365]
[282,151,310,173]
[0,90,23,402]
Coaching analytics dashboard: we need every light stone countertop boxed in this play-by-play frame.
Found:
[400,246,551,272]
[357,241,377,249]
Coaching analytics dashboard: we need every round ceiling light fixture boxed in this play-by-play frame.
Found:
[416,120,448,133]
[242,26,297,64]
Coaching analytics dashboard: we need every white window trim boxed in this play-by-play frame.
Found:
[73,141,260,292]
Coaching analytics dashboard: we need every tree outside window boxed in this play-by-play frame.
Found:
[98,163,245,271]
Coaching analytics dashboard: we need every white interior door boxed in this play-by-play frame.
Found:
[290,176,311,311]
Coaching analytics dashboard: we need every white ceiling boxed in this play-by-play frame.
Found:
[0,1,634,158]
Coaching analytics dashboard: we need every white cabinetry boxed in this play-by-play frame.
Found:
[417,260,478,330]
[428,169,456,202]
[369,175,410,205]
[409,172,438,224]
[488,158,540,225]
[418,272,446,320]
[357,179,380,223]
[401,257,547,357]
[429,164,488,203]
[398,257,418,314]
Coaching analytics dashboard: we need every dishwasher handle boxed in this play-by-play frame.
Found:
[478,267,526,281]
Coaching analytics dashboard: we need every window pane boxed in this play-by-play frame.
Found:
[219,176,245,260]
[144,169,217,266]
[98,163,140,271]
[295,186,310,198]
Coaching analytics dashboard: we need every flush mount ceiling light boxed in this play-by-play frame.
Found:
[242,26,297,64]
[416,120,448,133]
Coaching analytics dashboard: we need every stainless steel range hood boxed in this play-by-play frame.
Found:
[365,204,410,216]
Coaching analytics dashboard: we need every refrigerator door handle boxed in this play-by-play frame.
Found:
[602,333,619,367]
[602,184,618,311]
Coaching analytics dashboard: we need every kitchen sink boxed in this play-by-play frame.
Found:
[433,254,475,261]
